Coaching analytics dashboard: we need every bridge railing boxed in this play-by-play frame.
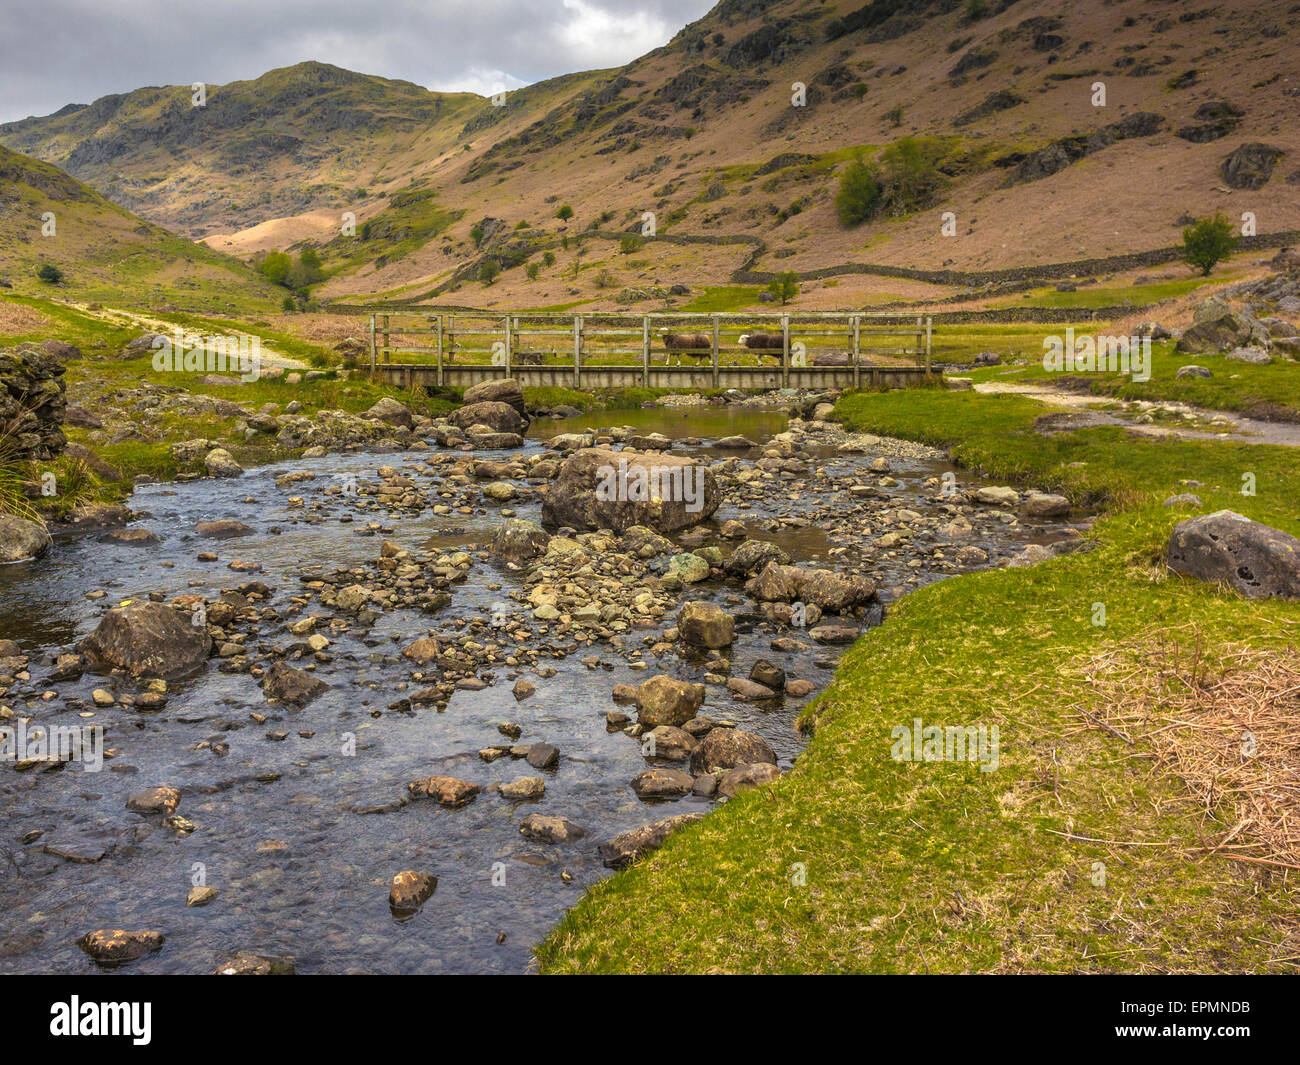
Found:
[367,310,932,389]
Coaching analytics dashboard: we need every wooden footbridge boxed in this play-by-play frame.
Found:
[366,311,934,392]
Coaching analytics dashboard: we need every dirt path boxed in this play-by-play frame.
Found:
[973,380,1300,448]
[70,302,310,371]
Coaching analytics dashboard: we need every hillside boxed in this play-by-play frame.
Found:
[2,0,1297,309]
[0,145,283,313]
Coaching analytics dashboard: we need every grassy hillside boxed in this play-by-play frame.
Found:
[3,1,1297,308]
[0,146,283,313]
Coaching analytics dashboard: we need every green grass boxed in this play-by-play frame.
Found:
[677,286,767,313]
[536,386,1300,974]
[986,340,1300,422]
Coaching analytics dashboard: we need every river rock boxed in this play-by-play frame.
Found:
[718,762,782,798]
[677,601,734,648]
[727,676,777,701]
[80,602,211,679]
[204,448,243,478]
[1225,346,1272,365]
[723,539,791,578]
[690,727,777,774]
[744,562,875,612]
[365,397,414,429]
[1025,492,1070,517]
[541,447,720,533]
[631,767,694,800]
[500,776,546,801]
[449,400,525,435]
[519,813,586,844]
[194,520,254,539]
[126,786,181,816]
[0,515,51,562]
[212,952,296,975]
[463,377,526,417]
[408,776,481,807]
[666,552,710,583]
[389,870,438,912]
[1167,510,1300,599]
[77,929,164,965]
[491,518,550,560]
[750,659,786,689]
[635,674,704,727]
[598,813,705,869]
[645,725,696,761]
[1175,365,1212,379]
[975,486,1020,506]
[262,661,327,706]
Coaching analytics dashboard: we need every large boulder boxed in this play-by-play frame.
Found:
[0,514,51,562]
[449,400,525,435]
[1167,510,1300,599]
[1219,142,1286,190]
[1176,297,1267,354]
[541,447,720,533]
[636,674,704,727]
[79,602,211,679]
[364,397,414,429]
[491,518,550,561]
[676,601,734,648]
[690,727,777,774]
[463,378,526,418]
[744,561,875,613]
[722,539,790,578]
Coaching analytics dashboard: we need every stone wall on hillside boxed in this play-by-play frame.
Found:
[0,346,67,459]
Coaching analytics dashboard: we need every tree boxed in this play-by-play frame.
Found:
[835,157,883,226]
[259,251,291,286]
[526,262,540,281]
[768,272,798,305]
[879,136,946,213]
[555,205,574,221]
[36,263,63,284]
[1182,213,1239,276]
[478,259,500,285]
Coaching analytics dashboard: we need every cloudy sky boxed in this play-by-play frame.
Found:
[0,0,716,123]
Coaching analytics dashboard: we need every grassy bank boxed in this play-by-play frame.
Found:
[536,387,1300,973]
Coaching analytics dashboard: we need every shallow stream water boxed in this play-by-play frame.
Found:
[0,406,1075,973]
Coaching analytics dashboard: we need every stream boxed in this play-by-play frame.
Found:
[0,405,1080,973]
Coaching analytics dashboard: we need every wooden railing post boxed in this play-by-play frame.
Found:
[382,314,390,365]
[573,314,582,388]
[503,314,512,377]
[368,314,376,379]
[781,313,790,388]
[711,314,720,389]
[642,315,650,387]
[925,316,933,376]
[852,314,861,391]
[915,316,923,369]
[435,315,444,388]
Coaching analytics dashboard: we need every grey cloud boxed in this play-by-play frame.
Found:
[0,0,715,123]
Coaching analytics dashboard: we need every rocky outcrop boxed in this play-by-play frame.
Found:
[598,812,705,869]
[79,602,211,679]
[448,400,526,435]
[0,346,66,459]
[541,447,721,533]
[1219,142,1285,190]
[1167,510,1300,600]
[0,514,51,563]
[463,377,526,418]
[1175,297,1268,354]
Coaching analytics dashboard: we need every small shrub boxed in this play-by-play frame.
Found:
[1181,212,1239,276]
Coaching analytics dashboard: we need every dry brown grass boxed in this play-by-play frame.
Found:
[0,302,51,336]
[1082,634,1300,872]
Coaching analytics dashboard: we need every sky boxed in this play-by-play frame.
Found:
[0,0,717,124]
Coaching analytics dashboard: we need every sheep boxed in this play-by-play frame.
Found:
[738,331,786,362]
[658,329,712,366]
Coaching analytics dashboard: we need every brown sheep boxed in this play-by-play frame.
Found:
[658,329,712,366]
[738,332,785,362]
